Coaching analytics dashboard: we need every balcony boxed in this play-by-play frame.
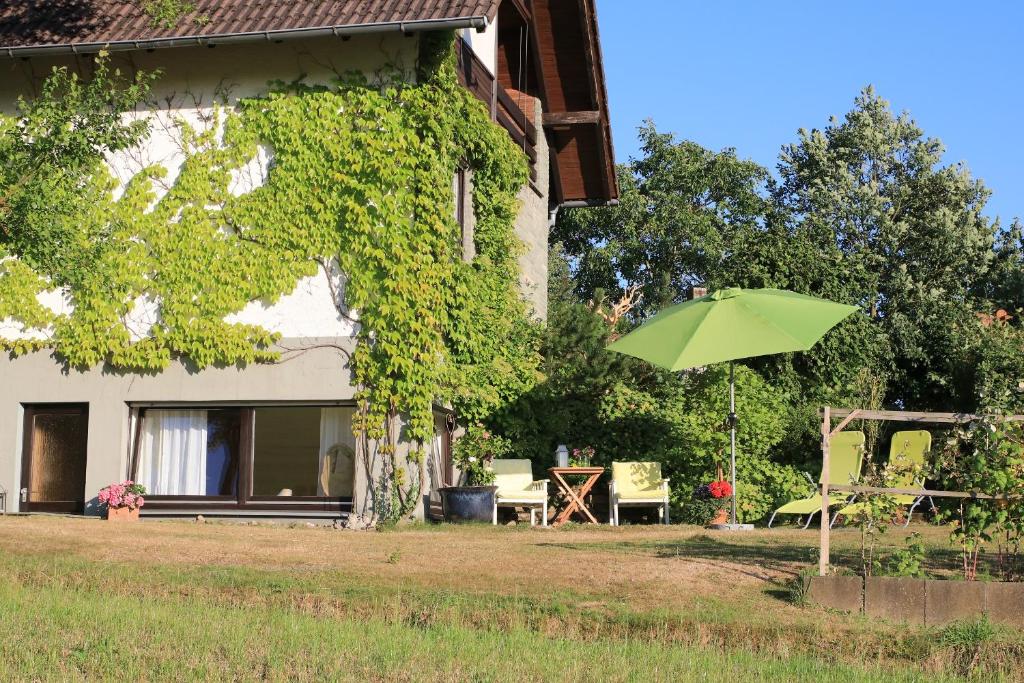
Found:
[456,38,538,181]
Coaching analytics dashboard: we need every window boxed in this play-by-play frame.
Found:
[132,405,355,507]
[252,407,354,497]
[454,168,467,228]
[137,409,242,497]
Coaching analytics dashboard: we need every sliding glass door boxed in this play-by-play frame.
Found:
[132,405,355,512]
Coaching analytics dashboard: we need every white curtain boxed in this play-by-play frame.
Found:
[319,408,355,496]
[138,410,208,496]
[428,415,446,504]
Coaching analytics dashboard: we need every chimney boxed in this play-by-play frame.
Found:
[689,286,708,300]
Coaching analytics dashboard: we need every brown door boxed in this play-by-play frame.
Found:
[21,404,89,513]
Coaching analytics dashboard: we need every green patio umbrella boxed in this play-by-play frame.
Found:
[607,287,857,528]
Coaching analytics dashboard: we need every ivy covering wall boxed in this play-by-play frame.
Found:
[0,35,542,519]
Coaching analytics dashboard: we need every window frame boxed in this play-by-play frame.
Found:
[454,165,476,263]
[455,166,468,230]
[128,402,356,513]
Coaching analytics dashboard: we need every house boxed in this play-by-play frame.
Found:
[0,1,616,520]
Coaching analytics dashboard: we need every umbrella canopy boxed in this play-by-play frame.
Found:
[607,287,857,371]
[607,287,857,528]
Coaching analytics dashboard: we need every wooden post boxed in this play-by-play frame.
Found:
[819,406,831,576]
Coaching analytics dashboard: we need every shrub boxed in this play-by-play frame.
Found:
[735,454,809,523]
[595,364,796,523]
[885,532,926,578]
[453,424,512,486]
[935,414,1024,580]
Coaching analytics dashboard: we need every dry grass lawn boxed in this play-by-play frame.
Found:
[0,516,1020,681]
[1,516,788,606]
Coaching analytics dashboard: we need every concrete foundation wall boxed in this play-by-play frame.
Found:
[807,575,1024,628]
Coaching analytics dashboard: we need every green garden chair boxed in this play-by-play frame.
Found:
[767,430,865,529]
[490,459,549,526]
[837,430,933,527]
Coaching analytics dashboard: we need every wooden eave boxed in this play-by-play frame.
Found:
[528,0,618,205]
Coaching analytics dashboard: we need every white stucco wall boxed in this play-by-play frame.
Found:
[461,15,498,75]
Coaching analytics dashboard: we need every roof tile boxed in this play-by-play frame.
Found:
[0,0,500,52]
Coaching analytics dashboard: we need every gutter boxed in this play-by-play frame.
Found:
[559,199,619,209]
[548,198,619,227]
[2,16,490,58]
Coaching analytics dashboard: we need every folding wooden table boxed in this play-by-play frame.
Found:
[548,466,605,526]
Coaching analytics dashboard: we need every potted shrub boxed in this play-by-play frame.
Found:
[440,425,510,523]
[683,479,732,526]
[98,481,147,521]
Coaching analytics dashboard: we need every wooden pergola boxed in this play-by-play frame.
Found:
[818,407,1024,576]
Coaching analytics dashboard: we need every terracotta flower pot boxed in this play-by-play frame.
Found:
[106,506,140,521]
[709,508,729,526]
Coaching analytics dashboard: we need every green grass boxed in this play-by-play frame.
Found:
[0,579,950,682]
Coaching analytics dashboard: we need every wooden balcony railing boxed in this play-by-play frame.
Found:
[456,38,538,180]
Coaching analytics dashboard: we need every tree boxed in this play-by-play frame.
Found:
[773,86,999,411]
[490,244,656,463]
[552,122,769,318]
[550,87,1021,474]
[491,245,804,522]
[985,219,1024,313]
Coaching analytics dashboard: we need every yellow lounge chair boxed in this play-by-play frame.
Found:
[490,459,549,526]
[768,431,865,529]
[609,461,670,526]
[837,430,932,527]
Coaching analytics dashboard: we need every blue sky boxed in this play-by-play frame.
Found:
[597,1,1023,225]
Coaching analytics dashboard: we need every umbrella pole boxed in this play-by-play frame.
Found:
[729,361,737,526]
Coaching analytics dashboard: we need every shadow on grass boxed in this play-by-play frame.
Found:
[536,534,871,597]
[538,534,837,571]
[544,534,806,557]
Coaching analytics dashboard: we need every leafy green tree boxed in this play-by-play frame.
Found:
[771,86,999,411]
[552,122,769,318]
[491,244,656,464]
[985,219,1024,313]
[552,87,1020,475]
[493,246,805,521]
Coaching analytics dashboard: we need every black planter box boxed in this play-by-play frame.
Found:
[439,486,497,523]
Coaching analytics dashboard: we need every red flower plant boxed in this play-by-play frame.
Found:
[708,480,733,499]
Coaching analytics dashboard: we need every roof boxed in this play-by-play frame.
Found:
[0,0,617,205]
[0,1,501,55]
